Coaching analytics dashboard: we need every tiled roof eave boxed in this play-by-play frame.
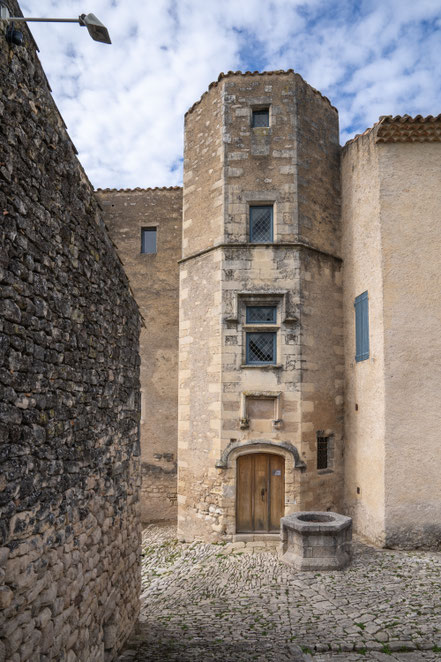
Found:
[96,186,182,193]
[344,114,441,149]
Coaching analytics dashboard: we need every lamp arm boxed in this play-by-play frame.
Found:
[0,17,81,23]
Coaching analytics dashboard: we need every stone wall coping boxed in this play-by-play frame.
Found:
[185,69,337,118]
[281,511,352,534]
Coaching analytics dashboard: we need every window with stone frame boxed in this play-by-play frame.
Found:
[141,227,157,254]
[316,433,334,471]
[246,331,276,364]
[244,304,278,365]
[252,107,270,127]
[249,205,273,243]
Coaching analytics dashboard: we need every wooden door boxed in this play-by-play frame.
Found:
[236,453,285,533]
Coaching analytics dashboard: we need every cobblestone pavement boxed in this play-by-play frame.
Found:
[117,522,441,662]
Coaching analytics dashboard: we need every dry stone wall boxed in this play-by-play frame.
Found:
[0,4,141,660]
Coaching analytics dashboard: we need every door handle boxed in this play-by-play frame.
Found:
[261,487,266,500]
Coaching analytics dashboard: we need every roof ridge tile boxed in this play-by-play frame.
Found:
[344,114,441,149]
[96,186,182,193]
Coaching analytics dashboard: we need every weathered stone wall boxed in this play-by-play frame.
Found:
[342,130,441,549]
[341,133,386,545]
[295,78,341,255]
[0,5,141,660]
[183,83,224,256]
[179,72,342,542]
[178,250,223,541]
[97,188,182,524]
[379,142,441,549]
[298,250,344,513]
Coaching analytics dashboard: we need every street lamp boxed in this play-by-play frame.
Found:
[0,2,111,44]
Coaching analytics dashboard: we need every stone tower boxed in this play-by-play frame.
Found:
[178,71,344,541]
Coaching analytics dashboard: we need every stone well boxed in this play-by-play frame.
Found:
[280,511,352,571]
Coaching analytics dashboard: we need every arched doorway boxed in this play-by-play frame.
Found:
[236,453,285,533]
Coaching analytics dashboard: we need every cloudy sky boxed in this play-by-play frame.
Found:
[20,0,441,189]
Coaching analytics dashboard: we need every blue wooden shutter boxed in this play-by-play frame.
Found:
[354,291,369,362]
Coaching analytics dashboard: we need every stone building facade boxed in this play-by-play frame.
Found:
[177,71,344,541]
[342,116,441,549]
[1,4,141,660]
[96,188,181,523]
[101,72,441,549]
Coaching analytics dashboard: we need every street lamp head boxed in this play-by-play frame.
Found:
[79,13,111,44]
[0,3,112,45]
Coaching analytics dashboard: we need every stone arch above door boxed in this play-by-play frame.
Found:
[215,439,306,470]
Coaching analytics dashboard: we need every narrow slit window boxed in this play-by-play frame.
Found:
[141,227,157,254]
[317,436,329,470]
[249,205,273,243]
[252,108,269,127]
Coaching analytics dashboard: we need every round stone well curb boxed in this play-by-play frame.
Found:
[280,511,352,571]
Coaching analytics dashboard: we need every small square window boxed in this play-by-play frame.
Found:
[246,306,276,324]
[246,332,276,365]
[252,108,269,127]
[249,205,273,243]
[141,227,156,254]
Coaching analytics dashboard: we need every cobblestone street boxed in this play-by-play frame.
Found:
[117,523,441,662]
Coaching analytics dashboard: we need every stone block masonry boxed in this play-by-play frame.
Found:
[178,71,343,542]
[0,2,141,660]
[97,188,182,525]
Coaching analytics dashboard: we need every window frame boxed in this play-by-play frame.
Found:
[244,304,278,366]
[316,433,334,473]
[354,291,369,362]
[141,226,157,254]
[252,107,270,128]
[245,331,277,366]
[245,305,277,325]
[249,205,274,244]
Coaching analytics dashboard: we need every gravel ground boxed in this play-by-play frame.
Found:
[117,522,441,662]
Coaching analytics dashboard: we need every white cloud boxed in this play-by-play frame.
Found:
[18,0,441,187]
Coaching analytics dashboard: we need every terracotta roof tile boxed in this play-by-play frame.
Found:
[344,114,441,149]
[375,114,441,143]
[185,69,337,117]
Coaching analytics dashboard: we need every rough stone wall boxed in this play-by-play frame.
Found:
[183,86,224,256]
[341,133,386,546]
[221,73,298,244]
[0,6,141,661]
[295,78,341,256]
[179,72,342,542]
[298,250,344,512]
[178,250,223,541]
[97,188,182,524]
